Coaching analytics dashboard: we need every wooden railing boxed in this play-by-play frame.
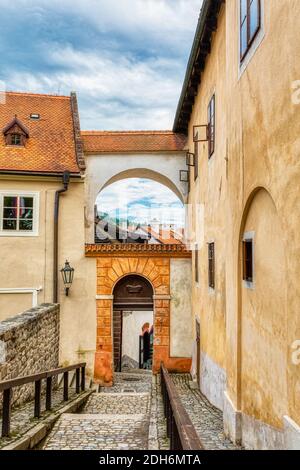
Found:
[0,362,86,438]
[160,363,203,450]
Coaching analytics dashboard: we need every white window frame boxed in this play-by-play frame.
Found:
[0,190,40,237]
[238,0,265,79]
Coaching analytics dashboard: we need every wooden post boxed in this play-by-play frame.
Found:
[34,380,41,418]
[2,388,12,437]
[63,371,69,401]
[75,368,80,394]
[46,376,52,411]
[81,365,85,391]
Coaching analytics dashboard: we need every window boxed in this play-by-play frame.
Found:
[195,244,199,284]
[243,238,254,283]
[240,0,261,61]
[194,141,199,180]
[0,192,39,236]
[208,242,215,289]
[208,95,215,158]
[10,134,22,146]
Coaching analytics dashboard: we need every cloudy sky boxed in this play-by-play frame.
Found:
[0,0,201,130]
[0,0,200,225]
[97,178,185,226]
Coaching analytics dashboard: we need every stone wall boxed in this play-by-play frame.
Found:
[0,303,60,409]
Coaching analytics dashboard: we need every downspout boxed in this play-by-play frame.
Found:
[53,171,70,303]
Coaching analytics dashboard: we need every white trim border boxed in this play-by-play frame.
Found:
[0,287,43,307]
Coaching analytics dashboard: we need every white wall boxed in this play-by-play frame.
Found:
[122,310,153,363]
[85,152,188,243]
[170,258,192,358]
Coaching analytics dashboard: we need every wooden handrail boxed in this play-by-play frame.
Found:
[0,362,86,438]
[0,363,86,391]
[160,363,203,450]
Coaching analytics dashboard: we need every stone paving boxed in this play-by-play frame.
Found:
[2,370,240,450]
[43,371,154,450]
[171,374,239,450]
[0,387,78,449]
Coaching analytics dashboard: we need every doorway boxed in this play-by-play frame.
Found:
[196,319,200,385]
[113,275,154,372]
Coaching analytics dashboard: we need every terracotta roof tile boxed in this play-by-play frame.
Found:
[81,130,187,153]
[0,91,82,174]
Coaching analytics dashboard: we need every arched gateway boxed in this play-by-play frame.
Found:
[112,274,154,372]
[86,244,193,386]
[83,130,193,386]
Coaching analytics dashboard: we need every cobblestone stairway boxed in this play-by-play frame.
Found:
[41,371,239,451]
[43,371,154,450]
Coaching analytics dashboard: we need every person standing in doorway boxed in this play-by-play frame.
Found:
[142,323,150,368]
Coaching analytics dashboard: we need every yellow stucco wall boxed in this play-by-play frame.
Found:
[188,4,227,395]
[0,177,96,375]
[187,0,300,435]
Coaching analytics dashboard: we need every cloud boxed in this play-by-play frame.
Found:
[97,178,184,225]
[0,0,202,129]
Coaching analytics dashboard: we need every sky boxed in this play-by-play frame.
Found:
[0,1,201,225]
[0,0,202,130]
[96,178,185,227]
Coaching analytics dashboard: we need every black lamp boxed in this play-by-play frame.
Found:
[60,260,74,296]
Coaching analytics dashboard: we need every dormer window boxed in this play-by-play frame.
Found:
[3,116,29,147]
[10,134,22,146]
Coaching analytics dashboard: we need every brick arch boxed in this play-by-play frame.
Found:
[94,256,171,386]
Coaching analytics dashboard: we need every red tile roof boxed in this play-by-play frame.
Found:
[0,91,84,174]
[81,130,187,153]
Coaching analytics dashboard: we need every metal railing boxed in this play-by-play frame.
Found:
[0,362,86,438]
[160,363,203,450]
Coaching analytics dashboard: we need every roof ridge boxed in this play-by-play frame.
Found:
[81,130,177,135]
[3,91,70,99]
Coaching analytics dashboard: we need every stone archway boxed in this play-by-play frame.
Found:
[94,256,171,386]
[112,274,154,372]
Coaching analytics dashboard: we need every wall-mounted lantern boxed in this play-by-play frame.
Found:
[60,260,74,296]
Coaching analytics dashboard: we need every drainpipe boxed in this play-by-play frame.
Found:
[53,171,70,303]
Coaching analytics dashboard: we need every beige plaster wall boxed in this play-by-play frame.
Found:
[0,177,96,376]
[187,0,300,444]
[0,293,33,321]
[170,258,192,358]
[225,0,300,434]
[187,5,227,398]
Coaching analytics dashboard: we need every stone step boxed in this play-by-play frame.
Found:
[43,413,150,450]
[82,392,150,415]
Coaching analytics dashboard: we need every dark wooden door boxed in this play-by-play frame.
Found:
[113,310,122,372]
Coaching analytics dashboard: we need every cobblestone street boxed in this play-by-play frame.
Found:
[171,374,239,450]
[43,371,154,450]
[0,369,240,451]
[42,371,239,451]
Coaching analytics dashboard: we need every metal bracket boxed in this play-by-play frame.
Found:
[179,170,189,183]
[193,124,209,142]
[186,152,195,167]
